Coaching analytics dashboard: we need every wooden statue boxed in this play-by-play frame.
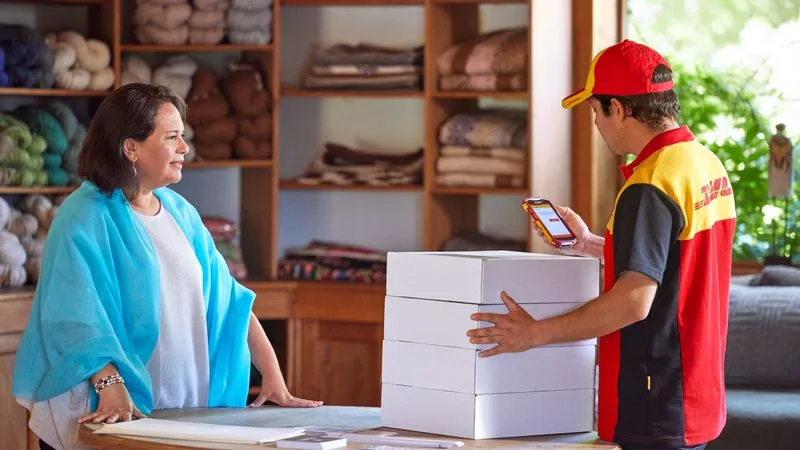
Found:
[768,123,794,198]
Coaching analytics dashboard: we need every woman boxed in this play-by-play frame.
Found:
[11,84,321,450]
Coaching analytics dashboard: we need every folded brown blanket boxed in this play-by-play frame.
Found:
[435,172,524,188]
[293,141,424,186]
[438,110,527,150]
[303,73,421,90]
[437,27,527,76]
[313,43,423,66]
[440,145,525,162]
[439,73,527,91]
[437,155,525,176]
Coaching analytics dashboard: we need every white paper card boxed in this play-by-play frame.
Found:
[94,418,305,444]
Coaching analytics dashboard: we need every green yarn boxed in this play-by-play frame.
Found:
[28,154,44,170]
[46,168,68,186]
[28,134,47,154]
[3,148,31,168]
[15,168,36,186]
[42,152,62,170]
[0,114,32,150]
[12,106,68,155]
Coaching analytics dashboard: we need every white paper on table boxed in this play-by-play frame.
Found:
[93,418,305,444]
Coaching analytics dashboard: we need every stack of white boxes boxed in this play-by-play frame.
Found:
[380,250,600,440]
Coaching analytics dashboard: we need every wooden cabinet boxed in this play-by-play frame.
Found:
[0,291,37,450]
[290,283,385,407]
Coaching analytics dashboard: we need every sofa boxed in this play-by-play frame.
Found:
[707,265,800,450]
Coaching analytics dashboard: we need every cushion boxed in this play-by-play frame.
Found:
[725,284,800,388]
[749,265,800,286]
[707,388,800,450]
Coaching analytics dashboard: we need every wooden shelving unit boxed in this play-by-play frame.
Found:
[1,0,537,441]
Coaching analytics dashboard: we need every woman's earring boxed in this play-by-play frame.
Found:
[131,162,137,177]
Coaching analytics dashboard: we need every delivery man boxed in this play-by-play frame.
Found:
[466,39,736,450]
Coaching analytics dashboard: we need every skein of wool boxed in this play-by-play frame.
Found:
[227,0,273,45]
[0,133,13,162]
[0,230,27,267]
[134,0,192,45]
[0,47,9,87]
[0,24,55,88]
[46,102,78,139]
[152,55,197,99]
[6,209,38,238]
[0,263,28,288]
[121,56,152,86]
[0,197,10,230]
[12,106,69,154]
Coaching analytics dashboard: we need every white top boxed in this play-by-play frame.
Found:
[21,205,211,450]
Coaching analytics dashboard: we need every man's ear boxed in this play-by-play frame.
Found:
[122,138,137,163]
[609,98,628,122]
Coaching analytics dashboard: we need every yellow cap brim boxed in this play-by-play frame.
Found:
[561,89,592,109]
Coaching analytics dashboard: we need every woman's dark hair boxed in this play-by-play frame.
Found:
[591,64,680,132]
[78,83,187,197]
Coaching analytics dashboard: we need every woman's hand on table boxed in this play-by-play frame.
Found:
[78,383,145,424]
[249,378,323,408]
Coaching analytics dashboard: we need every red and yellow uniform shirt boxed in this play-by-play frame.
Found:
[598,126,736,447]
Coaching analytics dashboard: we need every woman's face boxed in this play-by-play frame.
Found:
[125,102,188,191]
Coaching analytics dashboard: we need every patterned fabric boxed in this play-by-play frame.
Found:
[439,73,527,92]
[436,27,527,76]
[293,142,423,186]
[303,44,423,91]
[726,284,800,388]
[278,241,386,283]
[438,110,527,150]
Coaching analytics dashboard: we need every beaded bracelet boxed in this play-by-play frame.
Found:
[93,374,125,394]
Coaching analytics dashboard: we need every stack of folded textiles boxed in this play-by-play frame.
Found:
[436,27,527,91]
[278,240,387,283]
[303,43,423,90]
[436,110,527,188]
[294,141,423,186]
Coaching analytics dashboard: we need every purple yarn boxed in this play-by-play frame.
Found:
[0,24,55,88]
[0,47,8,87]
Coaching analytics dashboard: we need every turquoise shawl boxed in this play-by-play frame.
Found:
[12,181,255,414]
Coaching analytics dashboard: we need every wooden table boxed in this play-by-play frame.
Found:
[79,405,620,449]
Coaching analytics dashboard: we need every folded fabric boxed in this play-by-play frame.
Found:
[437,155,524,176]
[438,111,527,150]
[294,142,423,186]
[312,43,423,66]
[311,64,419,76]
[439,73,526,91]
[303,73,420,90]
[440,145,525,162]
[435,172,524,188]
[437,27,527,76]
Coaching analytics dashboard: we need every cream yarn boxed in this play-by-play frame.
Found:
[46,30,115,90]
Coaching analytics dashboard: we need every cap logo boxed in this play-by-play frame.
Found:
[651,64,672,84]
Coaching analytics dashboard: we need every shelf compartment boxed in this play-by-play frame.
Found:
[184,160,274,169]
[0,88,109,97]
[0,186,78,195]
[281,86,424,98]
[121,44,274,53]
[280,181,423,192]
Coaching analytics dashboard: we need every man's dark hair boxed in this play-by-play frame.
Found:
[591,64,680,132]
[78,83,187,198]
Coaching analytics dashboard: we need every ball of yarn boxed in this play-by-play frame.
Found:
[89,67,115,91]
[227,8,271,30]
[20,236,45,257]
[0,168,16,186]
[29,135,47,154]
[0,133,13,162]
[231,0,271,8]
[56,68,91,90]
[57,31,111,73]
[0,114,32,149]
[46,102,78,139]
[12,106,69,154]
[121,56,152,86]
[0,197,10,230]
[50,41,77,74]
[42,152,62,169]
[24,257,40,284]
[228,30,271,45]
[6,211,38,237]
[0,230,27,266]
[47,168,68,186]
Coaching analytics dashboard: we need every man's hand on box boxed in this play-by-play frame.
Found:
[466,291,542,357]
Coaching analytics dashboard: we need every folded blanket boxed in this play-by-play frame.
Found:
[439,73,526,91]
[313,43,423,66]
[311,64,419,76]
[303,73,420,90]
[435,172,524,188]
[438,111,527,150]
[324,142,423,166]
[294,142,424,186]
[437,155,524,176]
[437,27,527,76]
[440,145,525,162]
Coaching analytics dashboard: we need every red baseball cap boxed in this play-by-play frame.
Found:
[561,39,674,109]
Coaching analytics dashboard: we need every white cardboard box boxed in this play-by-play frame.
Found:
[384,295,596,349]
[386,250,600,304]
[382,340,595,395]
[381,383,595,439]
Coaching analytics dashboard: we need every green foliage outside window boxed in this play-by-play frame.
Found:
[666,61,798,262]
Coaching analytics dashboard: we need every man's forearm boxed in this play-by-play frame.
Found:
[532,272,654,347]
[247,312,283,381]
